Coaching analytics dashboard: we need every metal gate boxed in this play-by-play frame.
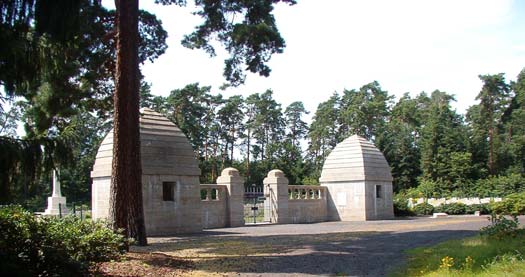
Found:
[244,185,268,224]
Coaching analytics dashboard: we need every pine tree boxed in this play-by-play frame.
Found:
[307,93,340,175]
[474,74,510,175]
[420,91,468,191]
[381,93,425,191]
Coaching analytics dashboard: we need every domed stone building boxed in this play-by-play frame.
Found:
[320,135,394,221]
[91,108,202,235]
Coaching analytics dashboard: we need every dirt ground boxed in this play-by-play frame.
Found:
[96,216,523,276]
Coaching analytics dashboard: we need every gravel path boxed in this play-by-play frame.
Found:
[135,216,523,276]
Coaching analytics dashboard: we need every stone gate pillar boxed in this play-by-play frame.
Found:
[217,167,244,227]
[263,169,289,224]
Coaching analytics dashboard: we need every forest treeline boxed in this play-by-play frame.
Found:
[2,69,525,208]
[140,69,525,199]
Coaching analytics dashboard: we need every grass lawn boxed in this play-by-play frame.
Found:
[392,230,525,276]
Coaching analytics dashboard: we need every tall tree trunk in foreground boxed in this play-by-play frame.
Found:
[109,0,147,246]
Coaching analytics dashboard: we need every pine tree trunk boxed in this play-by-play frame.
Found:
[246,129,251,182]
[212,142,217,180]
[230,127,235,162]
[110,0,147,247]
[204,137,209,161]
[488,127,494,175]
[221,143,228,170]
[487,106,495,175]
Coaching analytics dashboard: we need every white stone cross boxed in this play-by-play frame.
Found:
[44,169,67,215]
[52,169,62,197]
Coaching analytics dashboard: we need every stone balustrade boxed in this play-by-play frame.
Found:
[287,185,328,223]
[200,184,225,201]
[288,185,325,200]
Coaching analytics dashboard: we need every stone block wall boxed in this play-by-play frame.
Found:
[288,185,327,223]
[365,181,394,220]
[201,185,228,229]
[91,177,110,220]
[143,175,202,236]
[325,181,366,221]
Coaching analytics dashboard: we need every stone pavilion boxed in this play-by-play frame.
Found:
[320,135,394,220]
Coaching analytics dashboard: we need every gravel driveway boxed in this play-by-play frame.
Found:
[135,216,522,276]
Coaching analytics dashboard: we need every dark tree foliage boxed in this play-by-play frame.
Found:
[506,69,525,174]
[1,1,167,125]
[474,74,510,175]
[175,0,297,86]
[0,0,168,209]
[60,111,112,204]
[420,91,467,183]
[1,2,165,245]
[338,81,393,141]
[381,93,424,192]
[307,93,340,175]
[218,95,245,163]
[166,83,212,154]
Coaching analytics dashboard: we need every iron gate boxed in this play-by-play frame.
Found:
[244,185,268,224]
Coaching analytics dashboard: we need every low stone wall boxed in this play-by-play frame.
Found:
[408,197,503,208]
[201,184,228,229]
[287,185,327,223]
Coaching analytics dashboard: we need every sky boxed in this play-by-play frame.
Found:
[134,0,525,119]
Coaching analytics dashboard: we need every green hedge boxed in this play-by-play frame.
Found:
[401,174,525,199]
[434,203,467,215]
[490,192,525,216]
[413,202,434,215]
[465,203,492,214]
[474,174,525,198]
[393,195,414,216]
[0,205,126,276]
[412,202,492,216]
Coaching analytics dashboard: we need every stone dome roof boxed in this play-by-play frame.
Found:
[91,108,200,178]
[319,135,392,183]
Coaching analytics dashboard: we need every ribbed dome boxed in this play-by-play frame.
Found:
[91,108,200,178]
[319,135,392,183]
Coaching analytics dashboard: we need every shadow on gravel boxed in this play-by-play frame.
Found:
[142,229,479,276]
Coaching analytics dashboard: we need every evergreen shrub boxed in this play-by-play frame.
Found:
[490,192,525,216]
[474,174,525,197]
[434,203,467,215]
[393,195,414,216]
[0,205,126,276]
[465,203,491,214]
[413,202,434,215]
[480,215,520,240]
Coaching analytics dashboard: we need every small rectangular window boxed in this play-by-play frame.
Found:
[163,182,175,201]
[376,185,382,198]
